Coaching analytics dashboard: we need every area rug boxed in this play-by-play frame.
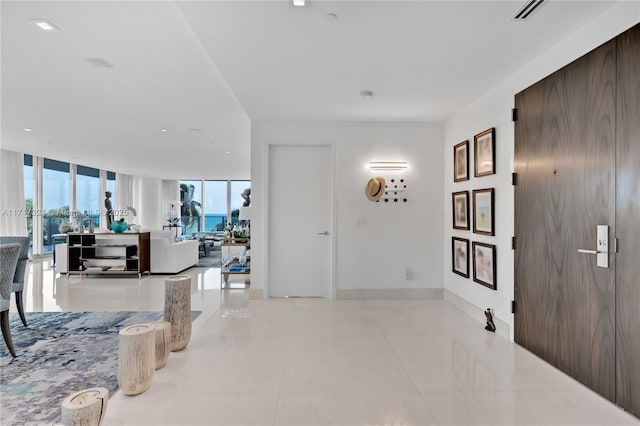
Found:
[196,244,222,268]
[0,310,201,424]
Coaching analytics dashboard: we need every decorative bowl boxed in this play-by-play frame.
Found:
[111,220,128,233]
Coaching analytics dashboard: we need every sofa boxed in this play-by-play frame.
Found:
[55,229,198,275]
[148,230,198,274]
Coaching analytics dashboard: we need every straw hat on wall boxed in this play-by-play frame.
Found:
[365,176,386,202]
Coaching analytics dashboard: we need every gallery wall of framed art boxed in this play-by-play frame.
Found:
[450,127,497,291]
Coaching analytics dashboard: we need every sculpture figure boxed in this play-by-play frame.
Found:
[241,188,251,207]
[484,308,496,332]
[105,191,114,229]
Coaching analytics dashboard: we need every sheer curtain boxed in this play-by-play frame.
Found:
[115,173,134,219]
[0,150,28,236]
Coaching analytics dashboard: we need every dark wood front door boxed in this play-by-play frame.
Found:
[615,24,640,417]
[514,38,617,401]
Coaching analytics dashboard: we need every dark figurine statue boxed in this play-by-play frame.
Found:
[241,188,251,207]
[484,308,496,332]
[105,191,114,229]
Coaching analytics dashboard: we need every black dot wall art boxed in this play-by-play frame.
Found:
[377,177,408,204]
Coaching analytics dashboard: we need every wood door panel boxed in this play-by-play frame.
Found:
[616,23,640,417]
[514,39,616,401]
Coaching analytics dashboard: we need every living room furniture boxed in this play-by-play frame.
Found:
[56,230,198,275]
[164,275,192,351]
[1,243,21,357]
[0,236,30,326]
[61,387,109,426]
[150,321,171,369]
[149,231,198,274]
[117,324,155,395]
[66,232,150,278]
[221,241,250,289]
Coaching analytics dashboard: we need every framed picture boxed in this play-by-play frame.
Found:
[452,191,469,230]
[453,140,469,182]
[474,127,495,177]
[473,188,494,236]
[452,237,469,278]
[472,241,497,290]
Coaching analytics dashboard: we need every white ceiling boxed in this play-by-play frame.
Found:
[1,1,622,179]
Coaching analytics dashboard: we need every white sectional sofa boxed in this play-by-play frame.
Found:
[148,229,198,274]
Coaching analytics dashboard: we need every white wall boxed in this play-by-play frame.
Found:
[252,121,444,297]
[443,3,639,339]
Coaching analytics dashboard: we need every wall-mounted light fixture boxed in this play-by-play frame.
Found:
[368,161,408,171]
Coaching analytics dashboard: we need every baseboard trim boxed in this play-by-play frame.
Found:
[443,289,510,340]
[336,288,444,300]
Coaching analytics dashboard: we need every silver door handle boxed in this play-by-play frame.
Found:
[577,249,603,255]
[317,231,329,236]
[577,225,609,268]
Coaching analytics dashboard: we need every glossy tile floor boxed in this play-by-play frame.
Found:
[12,258,639,425]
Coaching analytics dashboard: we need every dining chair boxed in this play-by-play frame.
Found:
[0,237,31,326]
[1,243,22,357]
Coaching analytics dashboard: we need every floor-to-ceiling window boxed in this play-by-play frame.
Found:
[180,180,202,235]
[106,171,116,199]
[42,158,70,252]
[179,179,251,236]
[230,180,250,226]
[76,165,101,228]
[203,180,227,232]
[23,155,34,248]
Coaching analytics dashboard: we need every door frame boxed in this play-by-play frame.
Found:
[263,143,337,299]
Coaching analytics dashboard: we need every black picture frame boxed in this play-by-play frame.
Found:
[452,237,469,278]
[472,188,494,236]
[474,128,495,177]
[454,140,469,182]
[472,241,497,290]
[452,191,470,230]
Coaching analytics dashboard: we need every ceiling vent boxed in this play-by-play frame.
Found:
[514,0,545,20]
[84,58,114,68]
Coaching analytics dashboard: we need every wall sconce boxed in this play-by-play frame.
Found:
[368,161,408,171]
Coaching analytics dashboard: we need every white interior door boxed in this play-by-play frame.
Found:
[268,145,332,297]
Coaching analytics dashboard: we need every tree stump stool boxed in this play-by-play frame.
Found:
[150,321,171,369]
[61,387,109,426]
[164,275,192,351]
[117,324,155,396]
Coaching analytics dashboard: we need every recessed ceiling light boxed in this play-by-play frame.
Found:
[209,143,215,146]
[160,129,168,133]
[225,151,231,154]
[325,13,338,21]
[31,19,59,32]
[23,128,33,132]
[360,90,374,99]
[292,0,306,7]
[190,128,202,133]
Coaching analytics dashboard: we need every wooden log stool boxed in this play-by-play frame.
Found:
[164,275,192,351]
[150,320,171,369]
[61,387,109,426]
[117,324,155,396]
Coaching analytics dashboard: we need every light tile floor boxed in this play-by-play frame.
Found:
[12,258,639,425]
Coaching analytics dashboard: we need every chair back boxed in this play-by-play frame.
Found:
[0,237,30,285]
[0,244,21,306]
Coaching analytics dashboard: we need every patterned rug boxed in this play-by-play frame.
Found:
[0,310,201,424]
[196,244,221,268]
